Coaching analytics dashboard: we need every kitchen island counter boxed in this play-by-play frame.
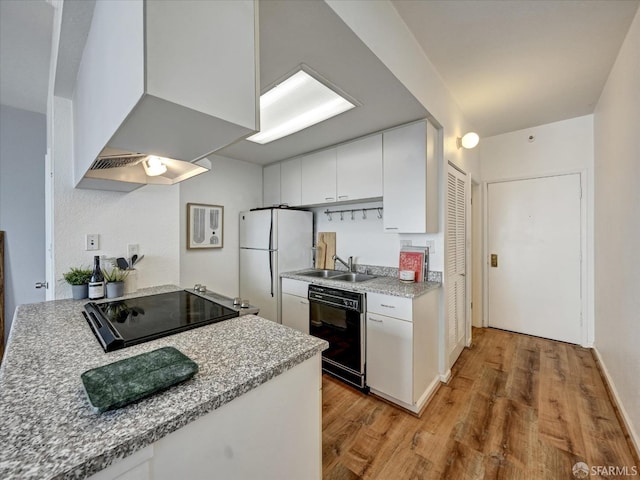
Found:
[0,285,327,480]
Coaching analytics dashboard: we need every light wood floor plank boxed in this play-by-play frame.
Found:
[322,327,638,479]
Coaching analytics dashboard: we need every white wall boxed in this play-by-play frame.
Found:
[0,105,47,342]
[479,115,595,346]
[51,97,180,299]
[312,200,443,272]
[593,8,640,452]
[179,154,262,298]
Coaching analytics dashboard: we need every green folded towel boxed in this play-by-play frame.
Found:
[81,346,198,413]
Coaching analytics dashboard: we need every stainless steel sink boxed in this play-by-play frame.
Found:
[331,273,377,283]
[298,269,344,278]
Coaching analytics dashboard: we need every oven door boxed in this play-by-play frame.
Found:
[309,299,364,384]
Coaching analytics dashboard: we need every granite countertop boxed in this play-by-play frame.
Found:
[281,269,441,298]
[0,285,327,480]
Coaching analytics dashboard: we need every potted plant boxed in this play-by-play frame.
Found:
[63,267,92,300]
[103,267,129,299]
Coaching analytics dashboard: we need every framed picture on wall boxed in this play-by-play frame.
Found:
[187,203,224,249]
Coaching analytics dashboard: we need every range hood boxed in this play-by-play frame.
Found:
[67,0,259,192]
[78,149,212,193]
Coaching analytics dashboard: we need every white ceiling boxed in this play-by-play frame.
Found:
[1,0,638,159]
[0,0,53,114]
[391,0,640,137]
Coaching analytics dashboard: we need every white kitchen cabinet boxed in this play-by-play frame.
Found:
[280,157,302,207]
[301,149,337,206]
[263,163,281,207]
[336,134,383,201]
[281,278,310,334]
[367,312,413,404]
[383,120,438,233]
[366,289,440,413]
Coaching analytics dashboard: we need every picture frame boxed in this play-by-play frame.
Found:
[187,203,223,249]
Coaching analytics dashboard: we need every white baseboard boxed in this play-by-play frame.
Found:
[592,347,640,459]
[439,369,452,383]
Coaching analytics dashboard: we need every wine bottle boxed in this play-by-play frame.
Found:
[88,255,105,300]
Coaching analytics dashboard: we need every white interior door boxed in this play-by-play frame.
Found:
[446,164,467,366]
[487,174,581,343]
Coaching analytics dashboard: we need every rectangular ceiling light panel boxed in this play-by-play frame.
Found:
[247,69,356,144]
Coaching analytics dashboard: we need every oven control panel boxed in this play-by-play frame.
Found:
[308,285,364,313]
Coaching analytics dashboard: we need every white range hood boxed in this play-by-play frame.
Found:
[65,0,259,192]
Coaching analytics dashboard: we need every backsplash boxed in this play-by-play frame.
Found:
[334,262,442,283]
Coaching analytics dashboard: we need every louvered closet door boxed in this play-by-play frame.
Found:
[446,164,467,365]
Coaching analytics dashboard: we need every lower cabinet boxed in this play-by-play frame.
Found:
[281,278,310,334]
[366,312,413,404]
[366,289,440,413]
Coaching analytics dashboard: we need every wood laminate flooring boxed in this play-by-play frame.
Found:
[322,327,638,479]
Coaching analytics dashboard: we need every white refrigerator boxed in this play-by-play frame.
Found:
[239,208,313,322]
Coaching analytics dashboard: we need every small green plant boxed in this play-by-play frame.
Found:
[62,267,92,286]
[102,267,129,283]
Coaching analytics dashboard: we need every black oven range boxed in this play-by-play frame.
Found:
[83,290,239,352]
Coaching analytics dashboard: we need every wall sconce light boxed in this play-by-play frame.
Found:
[456,132,480,149]
[143,156,168,176]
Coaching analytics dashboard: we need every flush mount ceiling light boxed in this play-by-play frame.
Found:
[143,156,168,176]
[456,132,480,149]
[247,66,358,144]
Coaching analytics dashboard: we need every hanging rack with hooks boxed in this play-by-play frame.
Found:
[324,207,383,222]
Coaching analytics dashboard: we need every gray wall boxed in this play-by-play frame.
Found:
[0,104,46,344]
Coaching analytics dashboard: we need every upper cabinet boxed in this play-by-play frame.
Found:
[383,120,438,233]
[336,134,383,201]
[71,0,259,191]
[263,163,281,207]
[281,158,302,207]
[300,149,337,206]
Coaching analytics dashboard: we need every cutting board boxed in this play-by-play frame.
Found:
[318,232,336,269]
[315,236,326,269]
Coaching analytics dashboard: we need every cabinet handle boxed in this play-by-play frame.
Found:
[300,300,308,305]
[369,316,383,323]
[385,227,399,230]
[325,197,335,201]
[380,304,396,309]
[338,195,348,199]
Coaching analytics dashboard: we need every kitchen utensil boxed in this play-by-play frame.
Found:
[131,254,138,266]
[116,257,128,270]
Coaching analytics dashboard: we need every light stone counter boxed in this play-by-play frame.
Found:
[281,269,441,298]
[0,285,327,480]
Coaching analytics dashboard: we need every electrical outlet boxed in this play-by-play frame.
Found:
[86,234,99,251]
[400,240,412,247]
[425,240,435,253]
[127,244,140,259]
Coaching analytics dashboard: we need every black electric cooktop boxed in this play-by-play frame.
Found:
[83,290,239,352]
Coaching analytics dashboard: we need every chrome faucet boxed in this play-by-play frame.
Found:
[333,254,355,272]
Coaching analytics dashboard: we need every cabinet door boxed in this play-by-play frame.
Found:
[263,163,281,207]
[366,313,412,404]
[281,157,302,207]
[300,149,337,205]
[282,293,310,334]
[383,121,431,233]
[336,134,382,201]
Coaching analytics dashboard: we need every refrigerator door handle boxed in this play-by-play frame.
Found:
[269,250,274,297]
